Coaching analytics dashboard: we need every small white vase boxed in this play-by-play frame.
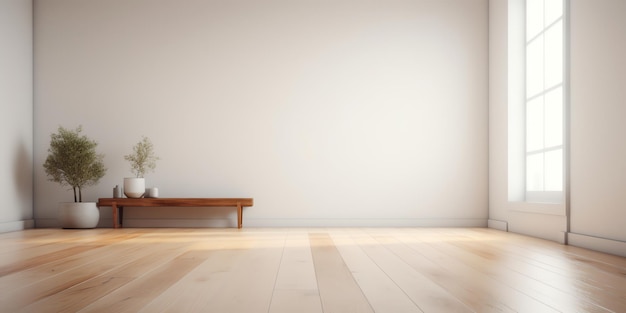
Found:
[124,177,145,198]
[58,202,100,228]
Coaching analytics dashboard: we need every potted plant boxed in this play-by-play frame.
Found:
[123,136,158,198]
[43,126,107,228]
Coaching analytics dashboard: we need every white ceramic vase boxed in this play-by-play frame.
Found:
[58,202,100,228]
[124,177,145,198]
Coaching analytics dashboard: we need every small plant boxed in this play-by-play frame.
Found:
[124,136,159,178]
[43,126,107,202]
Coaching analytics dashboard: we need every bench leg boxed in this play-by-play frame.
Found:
[112,203,124,228]
[237,202,243,229]
[112,203,119,229]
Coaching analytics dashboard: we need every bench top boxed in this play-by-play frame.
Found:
[97,198,253,207]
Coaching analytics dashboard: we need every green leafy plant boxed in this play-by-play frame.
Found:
[43,126,107,202]
[124,136,159,178]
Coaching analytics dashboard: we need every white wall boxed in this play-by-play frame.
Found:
[0,0,34,232]
[569,0,626,256]
[34,0,489,228]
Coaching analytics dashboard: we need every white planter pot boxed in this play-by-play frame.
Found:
[58,202,100,228]
[124,177,145,198]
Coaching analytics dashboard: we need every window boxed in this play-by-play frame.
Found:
[524,0,566,203]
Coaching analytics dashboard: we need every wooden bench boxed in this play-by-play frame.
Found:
[96,198,254,229]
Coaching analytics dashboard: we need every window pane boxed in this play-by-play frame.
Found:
[544,87,563,147]
[545,149,563,191]
[526,38,544,97]
[524,0,566,199]
[545,0,563,26]
[527,153,544,191]
[544,20,563,88]
[527,0,544,41]
[527,96,544,152]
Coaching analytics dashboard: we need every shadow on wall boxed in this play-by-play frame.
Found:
[13,140,33,218]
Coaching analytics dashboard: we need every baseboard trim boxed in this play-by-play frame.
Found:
[244,218,488,228]
[567,232,626,257]
[0,219,35,233]
[487,219,508,231]
[36,217,488,228]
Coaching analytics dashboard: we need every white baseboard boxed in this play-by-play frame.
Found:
[36,217,488,228]
[0,219,35,233]
[567,232,626,258]
[487,219,508,231]
[242,218,487,228]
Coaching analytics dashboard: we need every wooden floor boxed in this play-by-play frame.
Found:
[0,228,625,313]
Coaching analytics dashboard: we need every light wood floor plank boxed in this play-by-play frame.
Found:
[424,230,612,312]
[0,229,143,277]
[269,230,323,313]
[0,239,182,310]
[0,228,623,313]
[78,249,211,313]
[309,232,375,313]
[387,228,562,312]
[2,235,172,311]
[459,229,626,312]
[359,229,474,313]
[194,231,285,313]
[329,229,423,313]
[18,241,194,313]
[137,248,241,313]
[0,230,149,293]
[140,230,286,313]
